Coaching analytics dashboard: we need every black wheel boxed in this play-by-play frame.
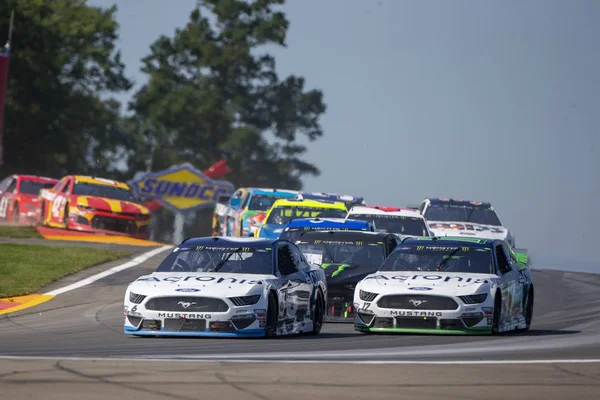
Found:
[521,288,534,332]
[492,292,502,335]
[11,202,19,224]
[310,290,325,335]
[265,291,278,338]
[38,201,46,226]
[63,203,69,228]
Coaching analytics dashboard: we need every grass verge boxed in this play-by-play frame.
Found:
[0,225,43,239]
[0,243,131,297]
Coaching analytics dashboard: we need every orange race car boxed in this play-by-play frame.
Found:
[38,175,152,239]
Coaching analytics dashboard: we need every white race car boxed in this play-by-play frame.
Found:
[353,236,534,335]
[346,205,433,238]
[418,198,519,246]
[124,237,327,338]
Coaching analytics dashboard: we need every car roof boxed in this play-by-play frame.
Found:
[270,198,347,209]
[299,192,365,204]
[14,175,58,183]
[399,236,497,248]
[349,205,422,218]
[426,198,493,208]
[248,188,300,196]
[180,236,280,248]
[298,230,391,240]
[286,217,370,228]
[73,175,130,189]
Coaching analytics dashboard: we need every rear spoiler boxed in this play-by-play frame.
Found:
[512,248,529,266]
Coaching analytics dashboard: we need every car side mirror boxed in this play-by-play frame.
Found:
[229,197,241,209]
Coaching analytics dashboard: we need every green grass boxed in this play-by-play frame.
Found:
[0,243,131,297]
[0,225,43,239]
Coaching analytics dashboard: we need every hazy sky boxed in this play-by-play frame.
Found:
[88,0,599,272]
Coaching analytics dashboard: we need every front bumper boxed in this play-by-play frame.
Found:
[68,208,151,239]
[123,300,268,338]
[353,295,494,335]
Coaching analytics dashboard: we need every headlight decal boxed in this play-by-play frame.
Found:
[459,293,487,304]
[229,294,261,306]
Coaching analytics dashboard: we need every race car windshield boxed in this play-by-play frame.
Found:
[155,246,274,275]
[296,239,384,267]
[248,195,287,212]
[350,214,428,236]
[19,180,56,195]
[424,205,502,226]
[379,245,494,274]
[72,183,138,202]
[265,206,347,225]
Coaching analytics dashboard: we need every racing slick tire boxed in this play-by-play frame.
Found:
[38,202,46,227]
[310,289,325,336]
[63,203,69,228]
[519,288,534,333]
[492,291,502,335]
[11,202,19,224]
[265,291,278,338]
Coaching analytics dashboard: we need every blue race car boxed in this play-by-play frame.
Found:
[279,217,375,243]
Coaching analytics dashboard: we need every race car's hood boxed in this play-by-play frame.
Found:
[72,195,150,215]
[428,221,508,240]
[128,272,272,298]
[257,223,284,239]
[321,262,381,287]
[359,271,498,296]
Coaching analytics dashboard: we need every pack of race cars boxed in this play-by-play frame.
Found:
[0,174,152,239]
[0,175,533,338]
[123,187,534,339]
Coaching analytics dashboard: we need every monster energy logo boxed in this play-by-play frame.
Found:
[322,263,351,277]
[314,240,322,244]
[241,247,250,252]
[356,241,363,246]
[417,246,425,250]
[462,247,469,251]
[195,246,205,250]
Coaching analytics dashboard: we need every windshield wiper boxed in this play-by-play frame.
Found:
[436,247,462,271]
[213,247,244,272]
[465,207,475,222]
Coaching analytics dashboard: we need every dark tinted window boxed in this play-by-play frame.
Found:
[380,245,494,274]
[72,183,137,202]
[19,180,56,195]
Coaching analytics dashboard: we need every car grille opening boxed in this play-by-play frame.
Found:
[164,318,207,332]
[377,295,458,310]
[373,317,394,328]
[395,316,437,330]
[91,216,137,234]
[231,314,257,330]
[127,316,142,327]
[145,297,229,312]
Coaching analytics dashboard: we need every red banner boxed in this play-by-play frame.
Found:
[0,52,8,169]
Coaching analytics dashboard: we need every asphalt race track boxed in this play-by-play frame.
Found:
[1,244,599,399]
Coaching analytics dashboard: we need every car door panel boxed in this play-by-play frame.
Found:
[495,244,519,327]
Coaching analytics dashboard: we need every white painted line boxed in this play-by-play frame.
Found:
[44,245,173,295]
[1,355,600,365]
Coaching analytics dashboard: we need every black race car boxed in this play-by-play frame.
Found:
[295,230,400,321]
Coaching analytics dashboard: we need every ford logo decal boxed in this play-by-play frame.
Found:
[409,287,432,291]
[175,288,200,292]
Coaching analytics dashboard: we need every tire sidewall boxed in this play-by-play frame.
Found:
[265,292,278,338]
[492,293,502,335]
[311,290,324,335]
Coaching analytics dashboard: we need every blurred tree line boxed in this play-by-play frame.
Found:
[0,0,326,242]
